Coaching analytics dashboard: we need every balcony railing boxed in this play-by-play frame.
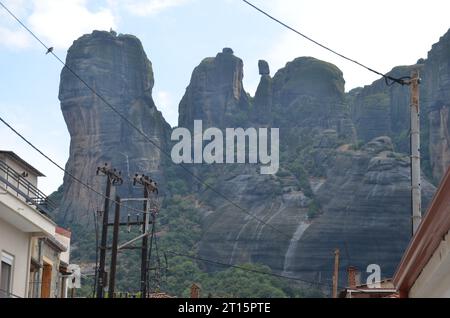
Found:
[0,288,22,298]
[0,160,56,215]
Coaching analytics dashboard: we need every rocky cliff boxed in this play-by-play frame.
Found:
[56,30,171,224]
[351,29,450,183]
[424,30,450,182]
[178,48,251,129]
[290,137,435,281]
[56,29,450,290]
[177,51,435,284]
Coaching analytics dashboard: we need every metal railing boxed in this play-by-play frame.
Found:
[0,288,22,298]
[0,160,56,215]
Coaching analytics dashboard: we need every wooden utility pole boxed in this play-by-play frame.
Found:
[108,196,121,297]
[332,248,340,298]
[133,174,158,298]
[96,163,123,298]
[141,185,149,298]
[410,70,422,235]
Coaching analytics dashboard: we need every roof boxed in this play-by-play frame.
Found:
[393,166,450,294]
[353,278,394,289]
[148,293,174,298]
[0,150,45,177]
[43,236,67,253]
[339,279,397,298]
[56,226,72,238]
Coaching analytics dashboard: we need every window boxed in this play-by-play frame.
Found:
[0,252,14,298]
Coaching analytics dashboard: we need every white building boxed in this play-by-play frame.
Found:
[393,166,450,297]
[0,151,72,298]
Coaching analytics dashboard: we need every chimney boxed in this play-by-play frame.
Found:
[347,266,360,288]
[190,283,200,298]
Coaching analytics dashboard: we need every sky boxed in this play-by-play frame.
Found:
[1,0,450,194]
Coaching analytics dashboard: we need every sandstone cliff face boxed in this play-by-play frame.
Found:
[57,31,171,223]
[176,51,307,270]
[272,57,351,133]
[252,60,272,125]
[350,65,421,153]
[291,137,435,281]
[57,31,446,289]
[178,48,251,129]
[424,30,450,182]
[271,57,356,175]
[351,28,450,183]
[180,52,433,283]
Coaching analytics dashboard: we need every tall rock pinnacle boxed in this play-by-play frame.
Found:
[178,48,251,129]
[57,30,171,224]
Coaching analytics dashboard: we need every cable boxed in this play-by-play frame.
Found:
[0,2,292,241]
[165,250,344,290]
[0,116,144,216]
[241,0,410,86]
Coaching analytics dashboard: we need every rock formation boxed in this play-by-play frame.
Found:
[253,60,272,124]
[178,48,251,130]
[424,30,450,182]
[56,29,450,289]
[290,136,435,281]
[350,29,450,183]
[177,51,435,283]
[57,30,171,224]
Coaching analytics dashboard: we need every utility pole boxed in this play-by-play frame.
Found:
[96,163,123,298]
[108,196,121,298]
[104,197,152,298]
[409,70,422,235]
[133,174,158,298]
[141,185,149,298]
[332,248,340,298]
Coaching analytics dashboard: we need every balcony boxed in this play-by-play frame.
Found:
[0,159,56,216]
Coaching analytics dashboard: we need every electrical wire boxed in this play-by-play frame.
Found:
[0,1,292,241]
[0,116,146,216]
[0,2,401,292]
[241,0,411,86]
[165,250,344,290]
[0,115,403,294]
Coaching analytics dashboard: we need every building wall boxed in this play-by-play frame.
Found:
[409,230,450,298]
[55,231,70,265]
[42,243,61,298]
[29,238,64,298]
[0,217,31,298]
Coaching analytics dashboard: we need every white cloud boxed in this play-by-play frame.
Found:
[0,0,33,49]
[121,0,190,17]
[0,104,69,195]
[0,26,31,49]
[0,0,116,50]
[0,0,191,51]
[256,0,450,90]
[28,0,116,49]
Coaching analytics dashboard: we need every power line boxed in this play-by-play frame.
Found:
[0,116,143,216]
[0,1,292,241]
[1,114,342,292]
[241,0,410,86]
[166,250,344,290]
